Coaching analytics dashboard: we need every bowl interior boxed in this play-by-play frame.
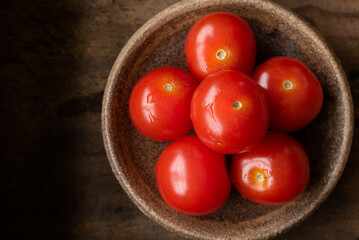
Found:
[102,1,352,239]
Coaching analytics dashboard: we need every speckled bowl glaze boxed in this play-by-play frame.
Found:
[102,0,354,239]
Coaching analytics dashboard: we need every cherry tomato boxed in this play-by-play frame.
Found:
[155,135,231,215]
[191,70,269,154]
[231,132,310,205]
[185,12,256,80]
[252,56,323,132]
[129,66,198,141]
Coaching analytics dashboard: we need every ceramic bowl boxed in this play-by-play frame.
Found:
[102,0,354,239]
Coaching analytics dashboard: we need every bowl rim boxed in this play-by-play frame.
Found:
[102,0,354,239]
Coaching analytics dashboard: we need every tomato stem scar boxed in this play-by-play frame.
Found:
[216,49,227,60]
[283,80,294,90]
[232,100,242,110]
[255,172,265,183]
[163,83,173,92]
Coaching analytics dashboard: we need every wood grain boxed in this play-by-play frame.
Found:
[1,0,358,239]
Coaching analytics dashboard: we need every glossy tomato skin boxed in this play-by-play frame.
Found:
[129,66,198,141]
[155,135,231,215]
[231,132,310,205]
[252,56,323,132]
[191,70,269,154]
[185,12,256,80]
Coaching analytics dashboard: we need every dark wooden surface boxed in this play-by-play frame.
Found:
[1,0,358,239]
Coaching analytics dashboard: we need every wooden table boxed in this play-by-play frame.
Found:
[1,0,358,239]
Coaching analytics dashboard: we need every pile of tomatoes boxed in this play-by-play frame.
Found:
[129,12,323,216]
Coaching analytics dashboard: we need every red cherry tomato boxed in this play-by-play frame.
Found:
[231,132,310,205]
[185,12,256,80]
[252,56,323,132]
[129,66,198,141]
[155,135,231,215]
[191,70,269,154]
